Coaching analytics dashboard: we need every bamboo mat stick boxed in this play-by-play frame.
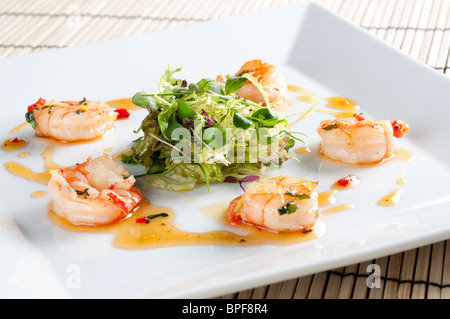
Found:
[307,272,328,299]
[264,281,284,299]
[0,1,27,40]
[384,0,406,45]
[323,268,344,298]
[427,242,445,299]
[37,0,110,49]
[112,0,163,36]
[0,0,17,12]
[442,240,450,299]
[352,0,372,27]
[277,278,300,299]
[351,260,375,299]
[401,0,425,55]
[428,0,450,69]
[235,287,254,299]
[27,0,87,50]
[391,0,415,50]
[292,274,314,298]
[249,285,269,299]
[383,253,403,299]
[337,264,359,299]
[411,245,431,298]
[265,278,299,299]
[410,0,435,63]
[7,0,72,56]
[0,0,46,56]
[359,0,379,30]
[397,248,417,298]
[86,1,139,44]
[67,0,132,46]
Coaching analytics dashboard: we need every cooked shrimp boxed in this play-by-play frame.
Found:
[235,59,287,106]
[318,114,410,164]
[28,98,117,142]
[48,155,143,226]
[227,176,319,232]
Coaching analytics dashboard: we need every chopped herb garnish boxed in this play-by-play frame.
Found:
[121,154,142,165]
[79,97,87,104]
[285,191,311,200]
[76,109,85,114]
[278,202,299,215]
[41,104,55,114]
[25,110,38,129]
[136,213,169,224]
[75,188,90,199]
[322,122,342,131]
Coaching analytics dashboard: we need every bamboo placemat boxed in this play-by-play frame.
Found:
[1,0,449,299]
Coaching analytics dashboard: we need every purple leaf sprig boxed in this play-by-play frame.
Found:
[202,110,214,128]
[224,175,260,192]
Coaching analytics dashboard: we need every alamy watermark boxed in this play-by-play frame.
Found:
[66,264,81,289]
[66,3,83,29]
[366,263,381,288]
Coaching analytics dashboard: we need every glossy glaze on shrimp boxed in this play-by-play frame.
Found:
[28,98,117,142]
[318,114,410,164]
[235,59,287,106]
[48,155,143,226]
[227,176,319,232]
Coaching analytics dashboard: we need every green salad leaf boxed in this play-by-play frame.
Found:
[125,66,313,191]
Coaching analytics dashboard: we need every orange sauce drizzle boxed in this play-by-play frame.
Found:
[106,98,141,111]
[9,122,30,134]
[320,203,355,215]
[318,189,338,207]
[294,146,311,154]
[316,108,357,118]
[393,148,415,162]
[4,146,61,185]
[48,200,325,249]
[325,97,360,111]
[378,188,403,206]
[1,137,29,152]
[31,190,47,198]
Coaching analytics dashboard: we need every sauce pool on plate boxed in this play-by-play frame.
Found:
[1,137,28,152]
[47,199,326,250]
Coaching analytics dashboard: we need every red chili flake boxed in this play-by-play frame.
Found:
[27,98,46,111]
[355,113,366,121]
[11,137,20,143]
[114,108,130,119]
[107,192,128,213]
[36,98,46,106]
[336,174,359,187]
[136,213,168,224]
[228,213,242,224]
[108,185,115,190]
[136,217,149,224]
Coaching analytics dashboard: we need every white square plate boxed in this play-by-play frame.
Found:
[1,3,450,298]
